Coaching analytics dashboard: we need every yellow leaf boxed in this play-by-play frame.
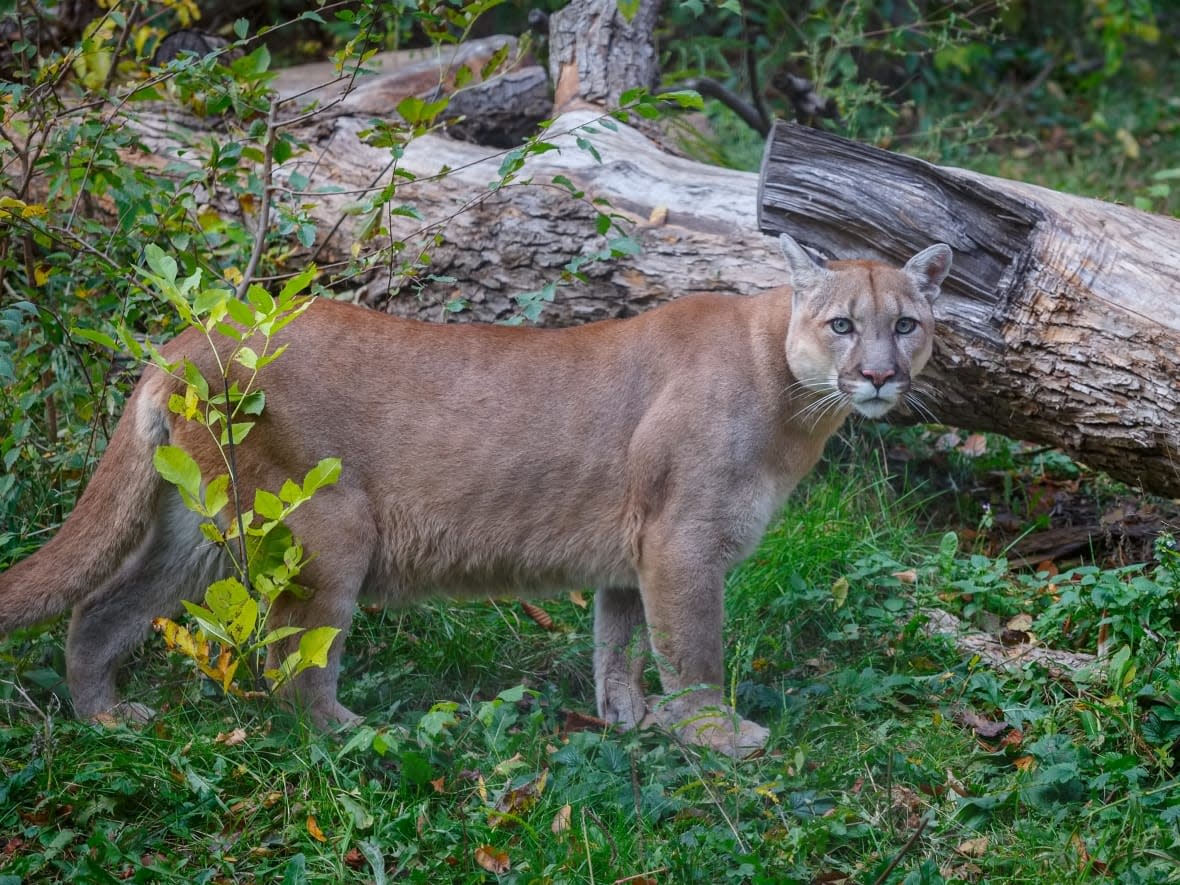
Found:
[1115,128,1139,160]
[224,266,243,285]
[306,814,327,843]
[34,265,50,286]
[474,845,510,875]
[152,617,210,665]
[831,576,848,609]
[184,385,200,420]
[568,590,588,608]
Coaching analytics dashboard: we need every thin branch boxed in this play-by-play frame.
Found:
[236,99,279,301]
[871,814,930,885]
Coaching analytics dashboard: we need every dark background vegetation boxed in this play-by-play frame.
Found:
[1,1,1178,882]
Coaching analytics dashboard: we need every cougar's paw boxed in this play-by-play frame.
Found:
[309,701,363,731]
[599,681,648,731]
[90,701,156,727]
[641,698,769,758]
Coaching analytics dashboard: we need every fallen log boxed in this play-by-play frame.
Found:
[759,122,1180,498]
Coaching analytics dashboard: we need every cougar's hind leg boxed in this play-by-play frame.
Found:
[267,488,377,728]
[66,493,222,721]
[593,585,649,729]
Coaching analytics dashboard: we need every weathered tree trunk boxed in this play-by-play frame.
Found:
[549,0,663,111]
[759,122,1180,498]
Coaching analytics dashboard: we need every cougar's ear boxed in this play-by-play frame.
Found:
[779,233,830,294]
[903,243,953,301]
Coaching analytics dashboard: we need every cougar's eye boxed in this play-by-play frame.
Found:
[895,317,917,334]
[829,317,854,335]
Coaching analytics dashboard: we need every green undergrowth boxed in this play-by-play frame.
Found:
[4,426,1178,883]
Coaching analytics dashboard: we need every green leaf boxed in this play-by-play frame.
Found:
[396,95,425,126]
[657,88,704,110]
[454,64,473,89]
[71,327,118,350]
[219,421,255,446]
[278,478,303,504]
[257,625,304,647]
[154,445,202,502]
[608,235,640,256]
[193,287,229,316]
[575,136,601,163]
[183,359,210,401]
[247,285,275,315]
[238,389,266,415]
[281,853,307,885]
[254,488,284,521]
[279,265,316,301]
[303,458,342,496]
[337,793,374,831]
[615,0,641,23]
[204,473,230,517]
[233,18,248,38]
[551,175,582,197]
[181,601,233,645]
[297,626,340,670]
[205,577,259,646]
[480,42,510,81]
[225,297,255,328]
[145,244,178,284]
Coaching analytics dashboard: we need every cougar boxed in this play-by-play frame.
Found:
[0,234,951,756]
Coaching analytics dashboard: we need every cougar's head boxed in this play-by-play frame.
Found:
[779,233,952,420]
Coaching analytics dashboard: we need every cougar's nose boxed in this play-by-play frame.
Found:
[861,368,896,389]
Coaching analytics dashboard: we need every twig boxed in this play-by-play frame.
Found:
[871,815,930,885]
[236,99,279,301]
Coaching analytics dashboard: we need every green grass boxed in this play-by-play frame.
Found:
[5,426,1178,883]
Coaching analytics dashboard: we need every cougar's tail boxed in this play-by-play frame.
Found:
[0,387,169,632]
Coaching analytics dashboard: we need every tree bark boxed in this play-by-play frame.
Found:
[548,0,663,111]
[759,122,1180,498]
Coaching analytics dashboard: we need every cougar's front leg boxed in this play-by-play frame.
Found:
[636,537,769,757]
[593,586,648,729]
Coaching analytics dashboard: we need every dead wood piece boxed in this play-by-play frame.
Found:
[921,607,1097,677]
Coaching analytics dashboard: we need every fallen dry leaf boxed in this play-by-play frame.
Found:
[956,836,989,858]
[306,814,327,843]
[430,776,446,794]
[960,433,988,456]
[474,844,510,875]
[892,569,918,584]
[491,769,549,826]
[568,590,588,608]
[954,707,1011,739]
[215,727,248,747]
[344,847,365,869]
[648,205,668,226]
[551,803,572,834]
[1013,755,1036,771]
[562,709,609,735]
[945,769,970,798]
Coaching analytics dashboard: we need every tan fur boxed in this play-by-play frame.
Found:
[0,235,951,755]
